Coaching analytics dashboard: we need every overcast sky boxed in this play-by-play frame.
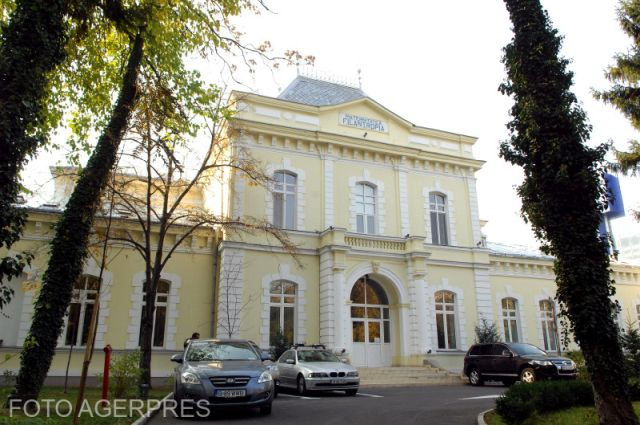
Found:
[227,0,640,251]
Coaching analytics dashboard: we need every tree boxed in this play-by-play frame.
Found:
[97,79,296,389]
[11,0,310,403]
[593,0,640,219]
[500,1,637,423]
[0,0,68,309]
[474,318,501,344]
[217,252,257,339]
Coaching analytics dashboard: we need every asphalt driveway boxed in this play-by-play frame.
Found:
[148,383,506,425]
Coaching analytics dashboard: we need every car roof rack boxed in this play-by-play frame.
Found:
[292,343,326,350]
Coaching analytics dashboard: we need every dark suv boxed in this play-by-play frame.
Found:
[463,342,577,386]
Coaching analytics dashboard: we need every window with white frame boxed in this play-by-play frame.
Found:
[539,299,558,352]
[64,274,101,346]
[429,193,448,245]
[273,171,297,229]
[139,280,170,347]
[434,290,457,349]
[502,297,519,342]
[269,281,296,346]
[355,183,376,234]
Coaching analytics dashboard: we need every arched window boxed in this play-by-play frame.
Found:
[64,274,101,346]
[539,300,558,352]
[273,171,297,229]
[270,281,296,346]
[434,291,457,349]
[502,297,519,342]
[356,183,376,234]
[350,277,390,344]
[429,193,448,245]
[139,280,171,347]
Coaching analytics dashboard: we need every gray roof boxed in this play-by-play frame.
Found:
[278,76,367,106]
[487,241,553,260]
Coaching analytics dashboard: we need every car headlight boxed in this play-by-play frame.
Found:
[347,371,359,377]
[258,371,273,383]
[308,372,329,378]
[181,371,200,384]
[531,360,552,366]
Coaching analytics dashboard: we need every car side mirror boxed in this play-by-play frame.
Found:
[502,350,513,357]
[170,354,183,363]
[285,358,295,364]
[260,351,274,361]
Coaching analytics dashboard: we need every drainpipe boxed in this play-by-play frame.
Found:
[210,229,221,338]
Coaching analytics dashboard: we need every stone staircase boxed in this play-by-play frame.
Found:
[357,365,464,387]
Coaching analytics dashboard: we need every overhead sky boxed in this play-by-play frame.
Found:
[23,0,640,255]
[225,0,640,251]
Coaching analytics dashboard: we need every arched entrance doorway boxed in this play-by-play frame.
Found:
[350,275,392,367]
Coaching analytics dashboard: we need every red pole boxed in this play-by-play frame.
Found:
[101,345,112,407]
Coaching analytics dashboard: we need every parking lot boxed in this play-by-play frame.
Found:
[149,384,505,425]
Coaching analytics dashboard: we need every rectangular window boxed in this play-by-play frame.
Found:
[64,275,100,347]
[140,280,170,348]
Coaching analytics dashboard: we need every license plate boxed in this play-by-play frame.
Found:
[330,379,346,384]
[561,365,574,371]
[215,389,246,398]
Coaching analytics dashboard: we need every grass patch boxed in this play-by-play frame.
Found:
[0,386,169,424]
[485,401,640,425]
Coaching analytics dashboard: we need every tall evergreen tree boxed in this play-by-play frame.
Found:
[500,1,638,424]
[594,0,640,219]
[0,0,68,308]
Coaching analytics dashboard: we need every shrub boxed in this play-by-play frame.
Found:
[621,320,640,378]
[109,350,142,399]
[495,379,594,425]
[270,329,289,361]
[474,318,501,343]
[566,350,590,381]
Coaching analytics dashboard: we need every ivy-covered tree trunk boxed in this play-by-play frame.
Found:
[500,1,638,424]
[11,33,144,404]
[0,0,68,305]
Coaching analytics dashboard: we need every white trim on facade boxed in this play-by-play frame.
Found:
[496,287,527,343]
[425,278,468,352]
[265,158,306,231]
[344,263,409,359]
[348,170,386,235]
[126,271,182,350]
[259,264,307,348]
[423,184,457,246]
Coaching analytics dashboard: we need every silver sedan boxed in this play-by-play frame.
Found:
[275,348,359,396]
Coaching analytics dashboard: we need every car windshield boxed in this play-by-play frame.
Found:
[297,350,340,362]
[508,343,547,356]
[186,341,259,362]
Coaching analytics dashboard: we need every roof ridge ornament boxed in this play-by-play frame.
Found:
[298,67,361,89]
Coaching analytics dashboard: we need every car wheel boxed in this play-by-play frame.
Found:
[297,375,307,395]
[520,367,536,384]
[259,404,272,416]
[468,368,484,386]
[345,389,358,396]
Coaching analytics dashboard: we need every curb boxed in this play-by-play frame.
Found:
[477,408,493,425]
[131,392,173,425]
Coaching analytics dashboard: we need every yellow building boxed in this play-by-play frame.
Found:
[2,76,640,378]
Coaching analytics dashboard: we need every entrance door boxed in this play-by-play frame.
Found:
[350,276,392,367]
